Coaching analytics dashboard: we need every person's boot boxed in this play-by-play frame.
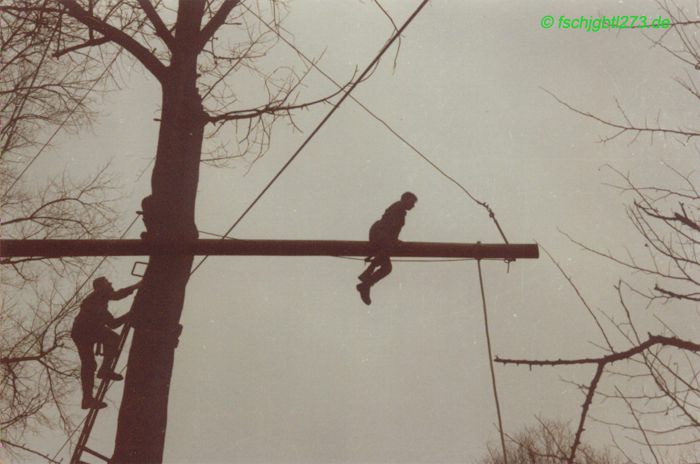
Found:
[97,368,123,381]
[356,283,371,305]
[82,397,108,410]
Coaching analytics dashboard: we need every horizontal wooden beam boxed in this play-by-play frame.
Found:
[0,239,539,260]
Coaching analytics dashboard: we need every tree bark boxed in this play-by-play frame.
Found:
[112,2,206,462]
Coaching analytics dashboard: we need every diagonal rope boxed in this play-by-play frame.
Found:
[240,2,509,244]
[190,0,432,275]
[476,259,508,464]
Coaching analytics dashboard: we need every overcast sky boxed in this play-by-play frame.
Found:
[13,0,700,462]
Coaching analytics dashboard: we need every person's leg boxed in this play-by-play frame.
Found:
[97,329,123,381]
[75,340,96,400]
[357,228,398,304]
[357,252,380,304]
[358,259,378,282]
[365,252,392,286]
[357,248,390,304]
[359,225,382,281]
[73,336,107,409]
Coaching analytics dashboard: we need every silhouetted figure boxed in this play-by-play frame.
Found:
[357,192,417,305]
[138,195,156,240]
[139,194,199,240]
[71,277,140,409]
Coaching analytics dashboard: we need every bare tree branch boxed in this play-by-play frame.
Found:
[198,0,240,50]
[136,0,174,50]
[56,0,168,82]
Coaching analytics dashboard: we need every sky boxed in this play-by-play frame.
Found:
[8,0,700,462]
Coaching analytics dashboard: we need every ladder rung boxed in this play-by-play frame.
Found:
[82,445,111,462]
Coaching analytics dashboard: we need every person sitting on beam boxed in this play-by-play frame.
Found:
[357,192,417,305]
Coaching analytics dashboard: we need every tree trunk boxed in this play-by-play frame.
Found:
[112,2,206,462]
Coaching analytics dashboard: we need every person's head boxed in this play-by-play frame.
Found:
[141,195,151,208]
[93,277,114,295]
[400,191,417,210]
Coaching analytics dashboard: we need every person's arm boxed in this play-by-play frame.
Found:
[110,281,142,301]
[107,311,132,329]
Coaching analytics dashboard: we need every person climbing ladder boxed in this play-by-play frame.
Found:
[357,192,417,305]
[71,277,140,409]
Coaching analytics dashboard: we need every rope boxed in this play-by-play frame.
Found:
[240,2,510,245]
[190,0,432,276]
[476,259,508,464]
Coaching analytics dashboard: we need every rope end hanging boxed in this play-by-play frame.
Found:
[505,258,513,273]
[475,258,509,464]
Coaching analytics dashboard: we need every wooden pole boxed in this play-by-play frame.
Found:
[1,239,539,260]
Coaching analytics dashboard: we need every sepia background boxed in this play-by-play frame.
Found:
[2,0,699,462]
